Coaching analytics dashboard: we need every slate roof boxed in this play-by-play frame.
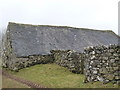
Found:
[7,22,119,57]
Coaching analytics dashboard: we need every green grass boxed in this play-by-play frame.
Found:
[3,64,119,88]
[2,75,29,88]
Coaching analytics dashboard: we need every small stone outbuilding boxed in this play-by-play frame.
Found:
[2,22,119,73]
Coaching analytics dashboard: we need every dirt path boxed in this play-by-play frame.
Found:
[1,70,47,88]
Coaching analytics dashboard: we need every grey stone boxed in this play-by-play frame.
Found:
[115,76,119,80]
[93,70,98,74]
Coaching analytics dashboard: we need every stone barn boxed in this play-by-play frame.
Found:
[2,22,119,73]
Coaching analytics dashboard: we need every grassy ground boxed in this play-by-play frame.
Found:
[3,64,119,88]
[2,75,29,88]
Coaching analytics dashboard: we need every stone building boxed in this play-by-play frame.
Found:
[2,22,119,72]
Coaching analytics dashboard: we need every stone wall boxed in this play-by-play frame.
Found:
[84,44,120,84]
[51,50,85,74]
[3,55,54,71]
[2,43,120,85]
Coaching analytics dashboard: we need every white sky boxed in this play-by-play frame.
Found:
[0,0,119,34]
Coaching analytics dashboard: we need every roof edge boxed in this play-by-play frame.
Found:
[8,22,118,36]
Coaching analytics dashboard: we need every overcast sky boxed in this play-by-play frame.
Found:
[0,0,119,34]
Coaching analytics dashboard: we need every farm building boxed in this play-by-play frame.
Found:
[2,22,119,73]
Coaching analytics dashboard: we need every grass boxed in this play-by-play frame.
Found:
[3,64,119,88]
[2,75,29,88]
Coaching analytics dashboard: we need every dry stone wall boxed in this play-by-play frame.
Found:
[84,44,120,84]
[3,55,54,72]
[51,50,85,74]
[2,41,120,85]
